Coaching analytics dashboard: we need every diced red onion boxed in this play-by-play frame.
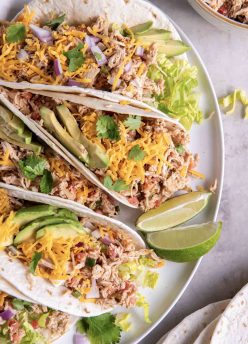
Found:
[97,42,106,51]
[8,246,21,256]
[135,46,144,57]
[0,309,15,320]
[74,333,90,344]
[17,49,29,61]
[85,35,100,48]
[53,58,63,76]
[124,61,132,72]
[40,259,54,269]
[67,79,82,87]
[91,45,107,66]
[86,279,100,299]
[29,24,53,44]
[108,76,121,88]
[101,236,112,245]
[91,229,101,239]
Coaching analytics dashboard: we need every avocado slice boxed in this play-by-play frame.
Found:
[55,105,109,169]
[39,107,89,164]
[57,208,78,221]
[14,216,81,245]
[0,129,42,154]
[1,125,32,144]
[136,28,172,40]
[36,223,85,240]
[157,40,190,57]
[130,21,153,34]
[13,205,57,228]
[0,104,24,135]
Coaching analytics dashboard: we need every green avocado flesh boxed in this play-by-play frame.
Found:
[36,223,85,240]
[14,216,81,245]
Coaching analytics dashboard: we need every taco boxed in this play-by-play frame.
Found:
[0,99,118,216]
[0,0,189,107]
[0,86,199,210]
[0,278,78,344]
[0,187,164,317]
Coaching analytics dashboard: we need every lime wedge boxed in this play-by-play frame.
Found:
[136,192,211,232]
[147,222,222,262]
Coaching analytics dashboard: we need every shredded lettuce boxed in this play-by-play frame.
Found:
[115,313,132,332]
[118,262,143,281]
[139,256,160,268]
[219,89,248,118]
[148,55,203,130]
[136,294,151,324]
[20,321,46,344]
[142,271,159,289]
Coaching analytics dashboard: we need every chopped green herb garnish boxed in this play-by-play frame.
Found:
[128,144,146,161]
[72,290,82,299]
[124,115,141,130]
[103,176,129,192]
[63,43,85,72]
[29,252,42,274]
[86,258,96,267]
[19,155,47,180]
[176,145,185,154]
[45,14,65,30]
[96,115,120,141]
[39,169,53,194]
[6,23,26,43]
[76,313,121,344]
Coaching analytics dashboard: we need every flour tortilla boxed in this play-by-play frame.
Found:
[0,85,184,208]
[157,300,229,344]
[0,276,79,342]
[211,282,248,343]
[193,316,220,344]
[0,184,145,317]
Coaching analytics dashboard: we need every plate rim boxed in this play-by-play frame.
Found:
[133,3,225,344]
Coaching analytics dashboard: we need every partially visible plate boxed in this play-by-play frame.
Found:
[0,1,224,343]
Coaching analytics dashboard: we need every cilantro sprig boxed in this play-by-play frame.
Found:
[124,115,141,130]
[76,313,121,344]
[103,176,129,192]
[96,115,120,141]
[29,252,42,274]
[40,169,53,194]
[6,23,26,43]
[45,14,65,30]
[18,155,53,194]
[19,155,47,180]
[128,145,146,161]
[63,43,85,72]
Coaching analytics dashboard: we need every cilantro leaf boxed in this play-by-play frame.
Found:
[63,43,85,72]
[103,176,129,192]
[176,144,185,154]
[76,313,121,344]
[18,155,47,180]
[112,180,129,192]
[45,14,65,30]
[124,115,141,130]
[39,169,53,194]
[29,252,42,274]
[96,115,120,141]
[6,23,26,43]
[128,145,146,161]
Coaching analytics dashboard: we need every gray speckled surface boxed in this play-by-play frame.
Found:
[142,1,248,343]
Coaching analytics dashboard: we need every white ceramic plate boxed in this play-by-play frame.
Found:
[0,1,224,343]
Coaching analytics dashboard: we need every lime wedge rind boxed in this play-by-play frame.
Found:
[147,222,222,263]
[137,192,211,232]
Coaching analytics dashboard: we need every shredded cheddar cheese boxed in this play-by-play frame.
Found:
[82,114,172,185]
[0,148,14,167]
[0,189,12,216]
[0,292,7,307]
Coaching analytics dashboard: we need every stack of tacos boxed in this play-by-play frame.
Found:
[0,0,202,342]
